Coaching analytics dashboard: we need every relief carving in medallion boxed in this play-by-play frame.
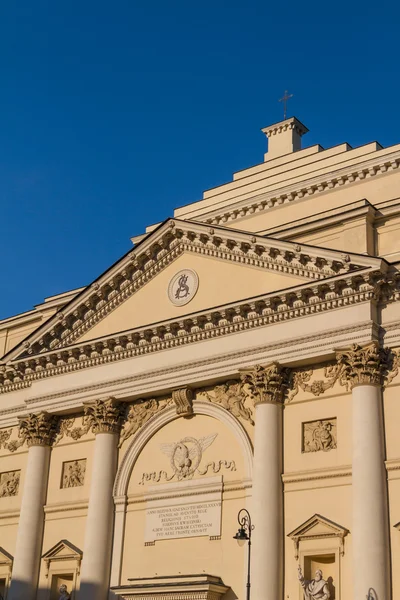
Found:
[61,459,86,488]
[139,433,236,485]
[303,419,337,453]
[0,470,20,497]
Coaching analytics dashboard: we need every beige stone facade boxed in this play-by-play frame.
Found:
[1,116,400,600]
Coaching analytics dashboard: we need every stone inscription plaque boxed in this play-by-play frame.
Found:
[145,500,221,543]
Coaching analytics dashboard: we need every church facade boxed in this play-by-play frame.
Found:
[1,116,400,600]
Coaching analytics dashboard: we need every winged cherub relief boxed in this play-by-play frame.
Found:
[118,399,165,448]
[205,381,254,425]
[139,433,236,485]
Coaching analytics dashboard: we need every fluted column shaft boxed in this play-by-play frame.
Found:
[337,343,391,600]
[78,398,123,600]
[241,363,286,600]
[8,412,58,600]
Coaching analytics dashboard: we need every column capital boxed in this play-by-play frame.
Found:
[83,397,124,435]
[18,411,59,447]
[240,362,289,405]
[335,342,389,390]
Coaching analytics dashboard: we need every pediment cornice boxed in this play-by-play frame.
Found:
[194,147,400,225]
[288,513,349,560]
[42,539,82,561]
[0,266,391,394]
[0,546,13,565]
[2,218,382,366]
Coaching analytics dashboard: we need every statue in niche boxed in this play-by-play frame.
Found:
[303,419,337,453]
[58,584,71,599]
[210,381,254,425]
[298,566,330,599]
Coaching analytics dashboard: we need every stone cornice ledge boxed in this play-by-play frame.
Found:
[198,147,400,225]
[0,320,377,427]
[44,500,89,514]
[282,465,352,485]
[0,268,386,395]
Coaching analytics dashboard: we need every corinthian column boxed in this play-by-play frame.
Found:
[240,363,287,600]
[337,342,391,600]
[78,397,124,600]
[8,412,59,600]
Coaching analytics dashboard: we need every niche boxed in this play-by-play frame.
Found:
[50,573,73,600]
[304,553,337,600]
[0,577,6,600]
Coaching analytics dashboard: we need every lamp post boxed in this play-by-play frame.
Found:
[233,508,253,600]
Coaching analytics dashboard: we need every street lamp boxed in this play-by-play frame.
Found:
[233,508,253,600]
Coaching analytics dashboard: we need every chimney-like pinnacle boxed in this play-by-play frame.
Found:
[262,116,309,161]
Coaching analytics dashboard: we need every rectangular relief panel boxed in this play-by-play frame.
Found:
[61,459,86,489]
[0,469,20,497]
[302,418,337,453]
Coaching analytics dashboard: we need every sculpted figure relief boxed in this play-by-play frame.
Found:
[59,584,71,599]
[118,399,161,448]
[0,470,20,497]
[206,381,254,425]
[303,419,337,453]
[298,567,330,600]
[62,460,86,488]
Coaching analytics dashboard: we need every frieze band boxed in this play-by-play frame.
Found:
[1,342,400,453]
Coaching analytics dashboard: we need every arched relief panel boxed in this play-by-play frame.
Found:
[111,401,253,592]
[114,401,253,498]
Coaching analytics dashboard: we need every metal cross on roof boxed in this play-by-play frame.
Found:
[279,90,293,120]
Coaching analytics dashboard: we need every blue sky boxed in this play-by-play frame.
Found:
[1,0,400,319]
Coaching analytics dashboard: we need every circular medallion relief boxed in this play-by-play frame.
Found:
[168,269,199,306]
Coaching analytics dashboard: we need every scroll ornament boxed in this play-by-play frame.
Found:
[172,387,193,416]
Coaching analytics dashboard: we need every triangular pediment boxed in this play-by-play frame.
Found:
[0,546,13,565]
[42,539,82,561]
[4,218,382,362]
[288,513,349,541]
